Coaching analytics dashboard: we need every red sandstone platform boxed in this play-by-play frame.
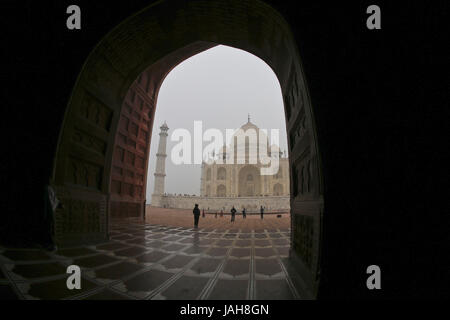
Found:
[145,206,290,231]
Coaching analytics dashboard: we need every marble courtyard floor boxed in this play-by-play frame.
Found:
[0,207,309,300]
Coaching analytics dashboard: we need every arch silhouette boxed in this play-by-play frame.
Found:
[51,0,323,298]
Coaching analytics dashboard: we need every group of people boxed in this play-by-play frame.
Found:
[192,204,265,228]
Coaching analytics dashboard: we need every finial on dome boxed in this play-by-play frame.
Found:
[248,113,250,123]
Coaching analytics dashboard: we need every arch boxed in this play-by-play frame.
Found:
[217,167,226,180]
[51,0,323,298]
[206,168,211,181]
[205,185,211,197]
[273,183,283,195]
[217,184,226,197]
[238,165,261,197]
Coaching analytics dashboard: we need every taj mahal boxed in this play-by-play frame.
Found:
[151,118,290,213]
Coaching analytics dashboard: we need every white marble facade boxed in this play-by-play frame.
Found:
[152,119,290,212]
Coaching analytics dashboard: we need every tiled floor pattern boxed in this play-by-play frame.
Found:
[0,220,305,300]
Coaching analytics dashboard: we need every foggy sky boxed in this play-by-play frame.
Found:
[146,45,287,202]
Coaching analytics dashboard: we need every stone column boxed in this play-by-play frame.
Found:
[152,122,169,199]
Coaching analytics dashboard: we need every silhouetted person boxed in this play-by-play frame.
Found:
[193,204,200,228]
[215,211,218,218]
[43,185,61,251]
[242,208,246,219]
[220,210,223,218]
[202,209,205,218]
[231,206,236,222]
[260,206,264,219]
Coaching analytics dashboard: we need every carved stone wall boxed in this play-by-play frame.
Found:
[110,201,142,219]
[53,186,107,246]
[109,71,155,218]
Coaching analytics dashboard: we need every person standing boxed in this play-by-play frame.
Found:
[260,206,264,219]
[215,211,218,218]
[231,206,236,223]
[193,204,200,228]
[202,209,205,218]
[220,210,223,218]
[242,207,246,219]
[43,185,60,251]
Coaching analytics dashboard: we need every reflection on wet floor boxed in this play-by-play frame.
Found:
[0,220,308,300]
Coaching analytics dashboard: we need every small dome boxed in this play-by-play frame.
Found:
[232,119,268,147]
[160,121,169,130]
[213,118,283,165]
[240,120,259,131]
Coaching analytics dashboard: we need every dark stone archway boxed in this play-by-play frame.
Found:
[51,0,323,298]
[4,0,443,300]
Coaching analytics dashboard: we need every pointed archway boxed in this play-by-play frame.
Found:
[51,0,323,298]
[238,165,261,197]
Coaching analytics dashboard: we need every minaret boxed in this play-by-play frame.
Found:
[153,122,169,197]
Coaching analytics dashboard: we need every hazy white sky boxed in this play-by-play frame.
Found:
[146,45,287,202]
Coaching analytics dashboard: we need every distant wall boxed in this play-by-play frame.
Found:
[151,195,289,212]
